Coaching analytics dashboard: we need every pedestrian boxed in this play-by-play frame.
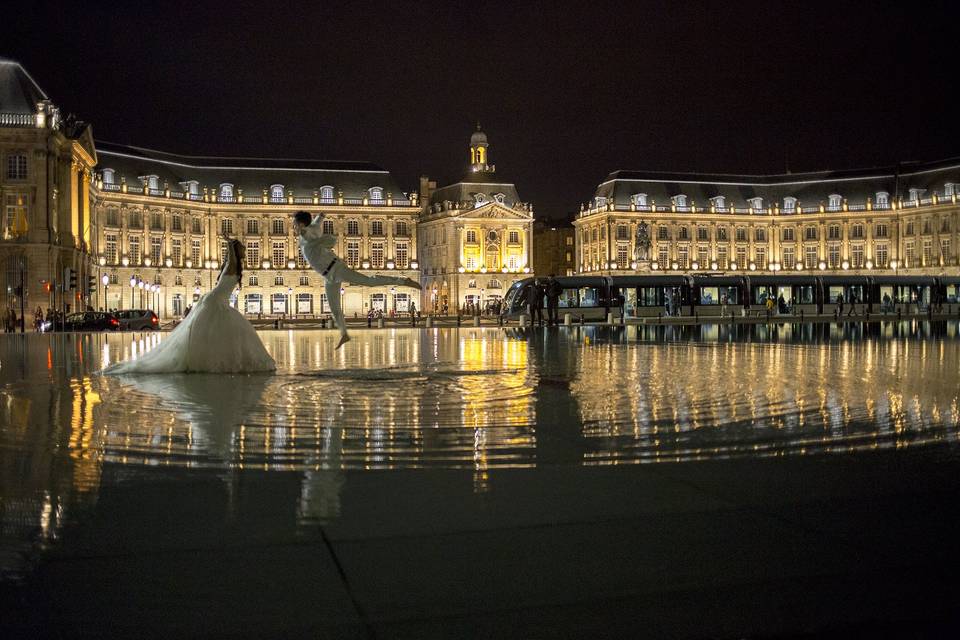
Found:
[409,300,417,325]
[847,291,857,317]
[777,294,788,314]
[34,306,43,331]
[9,307,17,332]
[545,275,562,325]
[836,293,844,318]
[720,294,728,318]
[765,296,775,315]
[528,280,544,326]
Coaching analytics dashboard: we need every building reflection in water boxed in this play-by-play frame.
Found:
[2,323,960,547]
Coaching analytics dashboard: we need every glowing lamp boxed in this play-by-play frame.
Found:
[866,260,874,270]
[630,261,638,270]
[165,258,173,268]
[691,261,699,270]
[98,256,106,266]
[101,274,109,285]
[609,261,617,269]
[129,277,137,287]
[480,266,487,273]
[122,256,130,267]
[890,260,899,269]
[185,259,193,269]
[522,267,530,273]
[410,260,419,269]
[818,261,827,270]
[262,260,270,269]
[748,262,757,271]
[710,261,718,270]
[651,262,659,270]
[362,260,370,269]
[138,281,145,289]
[387,260,395,270]
[287,260,296,270]
[671,262,679,270]
[841,260,850,270]
[144,257,152,267]
[458,266,466,273]
[730,262,738,271]
[796,263,804,271]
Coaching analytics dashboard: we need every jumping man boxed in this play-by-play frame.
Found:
[294,211,421,349]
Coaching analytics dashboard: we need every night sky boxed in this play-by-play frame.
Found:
[6,0,959,219]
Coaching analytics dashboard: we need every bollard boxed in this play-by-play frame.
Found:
[426,316,433,328]
[472,315,480,327]
[320,317,326,329]
[377,317,384,329]
[607,312,615,324]
[519,314,528,327]
[564,313,572,326]
[579,314,585,325]
[367,316,372,328]
[274,318,280,329]
[457,315,462,327]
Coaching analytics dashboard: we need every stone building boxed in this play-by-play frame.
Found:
[92,142,421,318]
[575,163,960,276]
[1,58,98,324]
[532,217,576,277]
[417,126,534,313]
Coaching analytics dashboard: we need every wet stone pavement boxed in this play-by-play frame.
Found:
[2,323,960,638]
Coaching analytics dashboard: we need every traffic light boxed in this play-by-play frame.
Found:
[87,275,97,296]
[65,267,77,290]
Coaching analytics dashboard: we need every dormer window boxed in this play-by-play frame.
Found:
[369,187,384,202]
[474,193,487,207]
[596,196,608,208]
[270,184,285,201]
[631,193,647,207]
[179,180,200,196]
[748,197,763,210]
[219,183,234,200]
[945,183,956,197]
[783,196,797,212]
[493,193,505,204]
[828,194,842,211]
[320,185,335,201]
[671,194,688,208]
[102,168,115,184]
[142,175,159,190]
[876,191,889,207]
[710,195,726,209]
[909,188,925,202]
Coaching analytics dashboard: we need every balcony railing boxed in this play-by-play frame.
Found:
[0,113,36,127]
[96,184,418,209]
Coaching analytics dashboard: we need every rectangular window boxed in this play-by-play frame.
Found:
[754,247,766,269]
[106,208,120,227]
[150,236,162,263]
[371,241,384,268]
[272,241,286,268]
[246,241,260,268]
[221,218,233,236]
[395,242,408,269]
[697,226,709,241]
[828,225,841,240]
[736,247,747,268]
[658,246,669,266]
[941,217,951,233]
[875,223,887,238]
[171,214,183,232]
[347,220,360,235]
[923,239,933,265]
[716,226,728,241]
[272,218,285,235]
[616,225,629,240]
[735,227,747,242]
[616,244,628,268]
[678,226,689,240]
[804,246,818,269]
[3,192,27,235]
[851,223,864,239]
[128,210,142,229]
[371,220,384,236]
[105,234,118,264]
[274,275,284,287]
[805,226,817,241]
[755,228,766,242]
[851,244,864,268]
[509,230,520,244]
[905,241,916,267]
[191,217,202,234]
[299,275,310,286]
[875,244,888,267]
[828,243,840,268]
[940,239,951,263]
[782,227,795,241]
[248,275,259,287]
[658,226,669,240]
[296,245,308,269]
[697,245,709,267]
[246,219,259,235]
[6,153,27,179]
[191,239,202,265]
[466,230,477,243]
[782,247,795,269]
[347,241,360,267]
[717,247,728,268]
[677,246,689,269]
[395,220,408,236]
[906,222,915,236]
[172,238,182,266]
[151,211,163,230]
[129,236,141,264]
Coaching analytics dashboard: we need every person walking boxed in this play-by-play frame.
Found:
[835,293,844,318]
[409,300,417,325]
[546,275,562,325]
[847,291,857,317]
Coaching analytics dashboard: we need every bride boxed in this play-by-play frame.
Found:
[103,239,276,374]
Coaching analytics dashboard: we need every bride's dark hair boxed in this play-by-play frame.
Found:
[218,239,245,289]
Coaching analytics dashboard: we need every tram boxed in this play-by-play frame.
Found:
[500,274,956,320]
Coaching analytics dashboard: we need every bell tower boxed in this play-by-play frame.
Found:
[469,123,492,173]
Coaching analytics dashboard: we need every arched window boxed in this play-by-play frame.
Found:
[270,184,285,201]
[219,183,234,200]
[369,187,384,202]
[631,193,647,207]
[875,191,889,208]
[783,196,797,212]
[488,279,502,289]
[828,194,842,211]
[102,168,115,184]
[320,185,335,201]
[347,219,360,235]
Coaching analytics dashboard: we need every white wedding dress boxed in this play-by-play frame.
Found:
[103,263,276,374]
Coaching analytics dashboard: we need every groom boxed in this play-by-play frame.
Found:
[293,211,421,349]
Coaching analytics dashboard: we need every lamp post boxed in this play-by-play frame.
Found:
[286,287,292,317]
[101,274,109,311]
[390,286,396,317]
[129,277,137,310]
[98,256,106,310]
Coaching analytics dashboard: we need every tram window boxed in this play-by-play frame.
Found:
[752,286,776,305]
[846,286,865,303]
[577,287,603,307]
[559,289,578,308]
[879,286,896,309]
[793,285,814,304]
[947,285,959,303]
[636,287,660,306]
[827,286,845,303]
[700,286,719,304]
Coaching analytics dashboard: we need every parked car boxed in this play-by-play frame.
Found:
[60,311,120,332]
[115,309,159,330]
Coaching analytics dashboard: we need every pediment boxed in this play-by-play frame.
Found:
[459,203,532,220]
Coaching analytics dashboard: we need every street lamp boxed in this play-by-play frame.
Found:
[138,279,145,308]
[390,286,396,317]
[101,274,109,311]
[286,287,292,317]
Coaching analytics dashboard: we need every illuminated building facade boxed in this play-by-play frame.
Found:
[92,142,421,318]
[575,162,960,276]
[532,218,576,277]
[0,58,98,320]
[417,126,534,312]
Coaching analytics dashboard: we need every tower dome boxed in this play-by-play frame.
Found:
[470,123,488,147]
[469,123,490,171]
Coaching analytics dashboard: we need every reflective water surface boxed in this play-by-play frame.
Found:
[2,323,960,575]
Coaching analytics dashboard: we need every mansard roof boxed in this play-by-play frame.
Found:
[0,58,48,115]
[592,157,960,208]
[95,141,408,199]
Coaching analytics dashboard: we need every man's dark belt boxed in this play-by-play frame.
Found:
[321,258,337,276]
